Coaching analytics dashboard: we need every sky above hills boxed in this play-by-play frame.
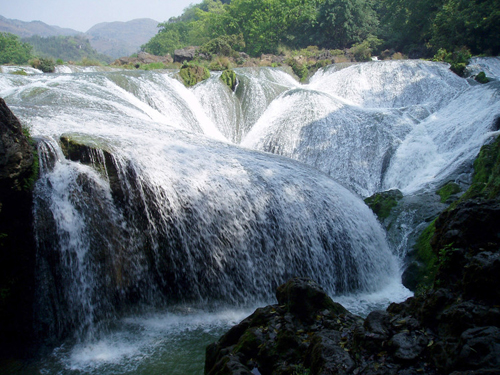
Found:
[1,0,199,32]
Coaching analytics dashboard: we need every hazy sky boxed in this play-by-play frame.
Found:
[1,0,201,32]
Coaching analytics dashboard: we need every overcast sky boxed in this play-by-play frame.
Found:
[1,0,200,32]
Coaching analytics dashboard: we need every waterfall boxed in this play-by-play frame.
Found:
[1,59,499,374]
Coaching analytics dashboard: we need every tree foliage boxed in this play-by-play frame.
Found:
[141,0,500,59]
[0,33,33,64]
[317,0,378,49]
[22,35,111,63]
[431,0,500,55]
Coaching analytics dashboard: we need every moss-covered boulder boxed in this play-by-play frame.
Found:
[436,181,461,203]
[179,63,210,87]
[220,69,237,91]
[205,278,359,375]
[364,189,403,220]
[475,71,490,84]
[276,277,347,322]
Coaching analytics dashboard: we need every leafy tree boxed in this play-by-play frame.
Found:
[22,35,111,63]
[317,0,378,49]
[0,33,33,64]
[431,0,500,55]
[376,0,445,55]
[224,0,322,55]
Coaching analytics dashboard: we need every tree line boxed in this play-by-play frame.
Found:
[142,0,500,58]
[0,33,110,66]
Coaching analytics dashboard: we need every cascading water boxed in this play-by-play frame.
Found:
[1,59,499,374]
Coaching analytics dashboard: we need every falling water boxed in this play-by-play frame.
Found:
[1,59,499,374]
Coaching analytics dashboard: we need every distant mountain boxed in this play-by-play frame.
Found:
[0,15,81,37]
[85,18,159,58]
[0,15,160,60]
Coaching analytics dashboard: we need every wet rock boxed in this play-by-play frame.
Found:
[463,251,500,302]
[390,331,428,361]
[455,327,500,371]
[276,277,347,322]
[0,98,34,188]
[0,98,37,353]
[305,330,355,374]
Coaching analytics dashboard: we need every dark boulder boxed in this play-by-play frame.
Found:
[174,46,200,63]
[0,98,37,355]
[276,277,347,322]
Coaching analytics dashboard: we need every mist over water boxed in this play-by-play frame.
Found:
[1,58,499,374]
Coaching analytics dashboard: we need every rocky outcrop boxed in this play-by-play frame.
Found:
[0,98,37,355]
[205,137,500,375]
[113,51,173,67]
[174,46,200,63]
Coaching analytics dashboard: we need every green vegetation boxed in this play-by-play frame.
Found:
[179,62,211,87]
[432,47,472,76]
[460,135,500,200]
[364,189,403,220]
[21,128,39,191]
[220,69,237,90]
[436,182,461,203]
[10,69,28,76]
[21,35,112,64]
[411,135,500,292]
[411,220,438,293]
[0,32,33,64]
[30,57,55,73]
[141,0,499,62]
[475,72,490,84]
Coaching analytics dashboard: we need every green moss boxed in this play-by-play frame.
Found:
[21,128,39,191]
[220,69,237,91]
[179,62,210,87]
[436,182,461,203]
[475,71,490,84]
[234,330,259,357]
[413,220,438,291]
[457,136,500,202]
[10,69,28,76]
[364,189,403,220]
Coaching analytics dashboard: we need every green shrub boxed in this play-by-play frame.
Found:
[350,40,372,62]
[30,57,55,73]
[432,47,471,77]
[199,34,245,58]
[179,62,210,87]
[285,58,309,82]
[208,56,232,71]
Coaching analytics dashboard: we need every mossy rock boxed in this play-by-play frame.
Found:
[475,71,489,84]
[364,189,403,220]
[402,220,437,291]
[179,63,210,87]
[450,62,467,77]
[220,69,237,91]
[458,135,500,202]
[10,69,28,76]
[276,277,347,322]
[436,182,461,203]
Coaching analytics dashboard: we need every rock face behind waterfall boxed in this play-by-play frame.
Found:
[205,138,500,375]
[0,99,37,354]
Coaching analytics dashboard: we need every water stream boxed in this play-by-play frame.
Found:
[1,58,500,374]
